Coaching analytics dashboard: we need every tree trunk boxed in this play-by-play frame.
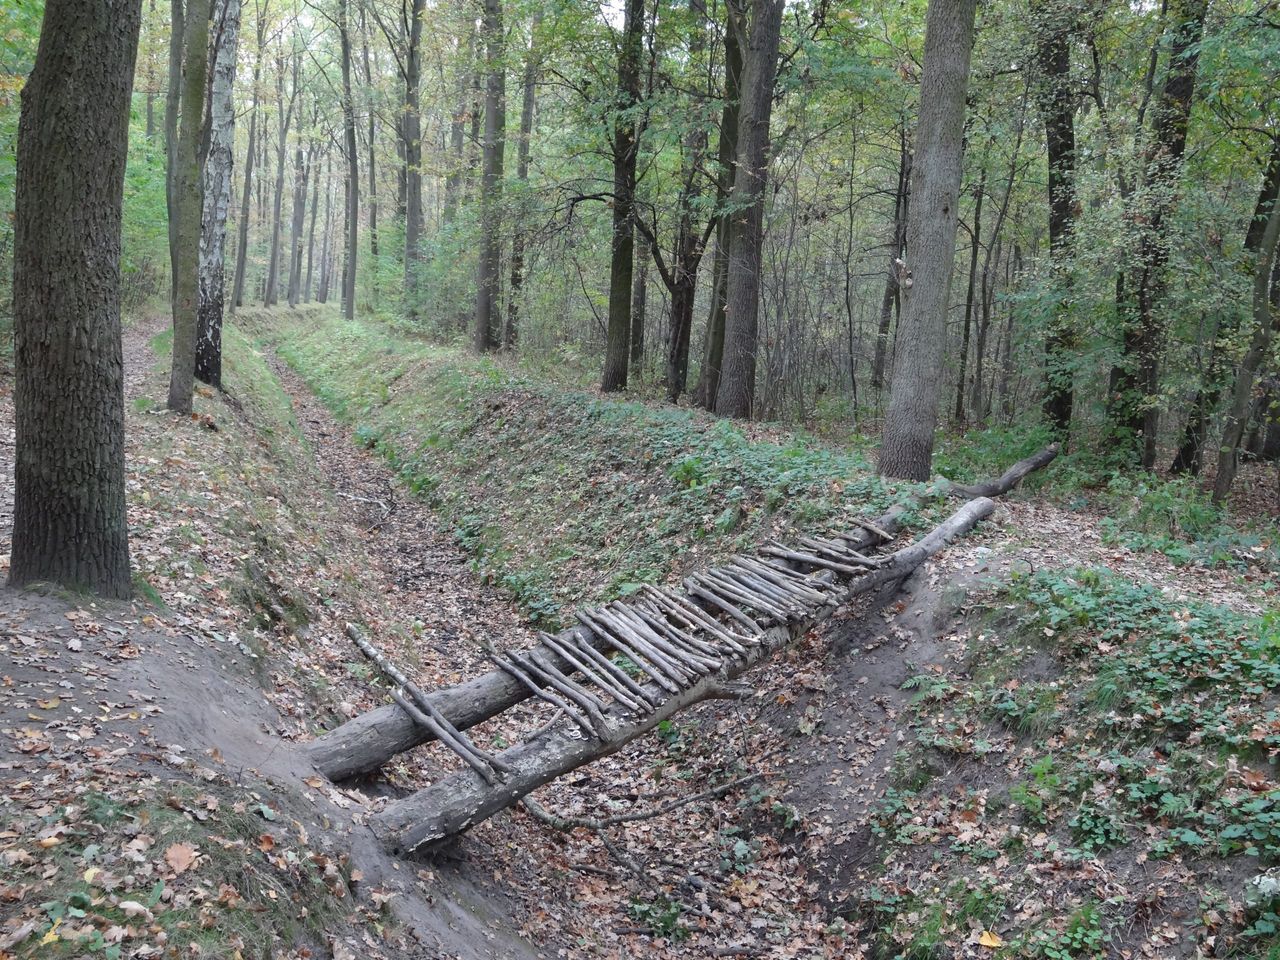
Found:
[442,24,472,229]
[317,164,334,304]
[9,0,141,599]
[878,0,977,480]
[954,168,984,425]
[362,27,379,290]
[1034,0,1078,437]
[286,141,310,307]
[230,17,263,312]
[872,127,910,391]
[196,0,241,389]
[630,250,648,372]
[712,0,785,418]
[692,17,743,409]
[403,0,426,318]
[303,146,322,303]
[505,12,541,350]
[1109,0,1208,467]
[263,52,295,308]
[473,0,505,352]
[1212,200,1280,502]
[165,0,184,310]
[1172,136,1280,474]
[600,0,646,392]
[167,0,212,414]
[339,0,360,321]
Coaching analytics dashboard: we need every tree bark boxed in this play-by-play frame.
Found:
[473,0,505,352]
[196,0,241,389]
[954,168,984,425]
[263,51,296,308]
[1108,0,1208,467]
[230,12,264,312]
[167,0,212,414]
[165,0,185,310]
[8,0,141,599]
[286,139,311,307]
[1212,199,1280,503]
[303,144,322,303]
[872,127,910,391]
[403,0,426,318]
[1172,136,1280,474]
[877,0,977,480]
[1034,0,1078,438]
[442,24,472,230]
[712,0,785,418]
[505,11,541,349]
[692,16,743,409]
[339,0,360,321]
[600,0,646,391]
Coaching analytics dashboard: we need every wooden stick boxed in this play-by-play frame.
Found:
[519,650,614,740]
[734,557,831,603]
[592,606,696,686]
[689,572,789,621]
[346,624,509,780]
[631,602,725,660]
[761,544,867,576]
[554,629,661,712]
[538,632,647,714]
[685,584,763,636]
[489,652,598,740]
[610,604,721,673]
[640,586,751,655]
[576,610,683,694]
[846,516,894,542]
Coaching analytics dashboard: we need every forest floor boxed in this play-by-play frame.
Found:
[2,304,1279,959]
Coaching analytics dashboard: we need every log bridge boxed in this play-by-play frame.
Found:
[308,445,1059,856]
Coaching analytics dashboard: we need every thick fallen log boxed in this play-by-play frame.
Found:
[369,497,996,856]
[306,444,1058,781]
[947,442,1060,499]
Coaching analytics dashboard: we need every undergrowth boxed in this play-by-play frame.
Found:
[859,568,1280,958]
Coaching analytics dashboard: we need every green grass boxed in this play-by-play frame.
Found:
[257,307,945,624]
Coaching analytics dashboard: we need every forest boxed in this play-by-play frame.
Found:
[1,0,1280,956]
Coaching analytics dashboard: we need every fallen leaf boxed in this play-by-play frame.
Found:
[164,842,197,876]
[979,930,1003,949]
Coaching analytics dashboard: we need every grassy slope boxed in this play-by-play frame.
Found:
[259,306,947,625]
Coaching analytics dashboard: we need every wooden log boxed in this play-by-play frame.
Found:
[369,497,997,856]
[947,442,1059,498]
[307,446,1058,781]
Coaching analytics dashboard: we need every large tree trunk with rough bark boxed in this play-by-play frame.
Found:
[473,0,505,352]
[8,0,141,599]
[712,0,784,418]
[600,0,646,391]
[196,0,241,389]
[167,0,213,414]
[286,139,311,308]
[1033,0,1078,437]
[878,0,977,480]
